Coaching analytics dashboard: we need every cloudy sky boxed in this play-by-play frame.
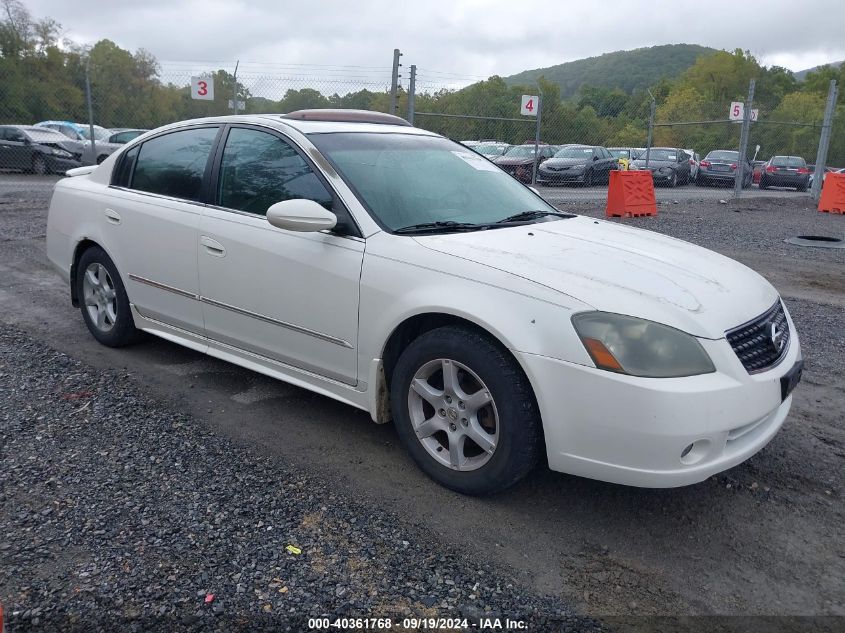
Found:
[24,0,845,88]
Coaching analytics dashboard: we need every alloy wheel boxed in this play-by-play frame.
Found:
[82,263,118,332]
[407,358,499,471]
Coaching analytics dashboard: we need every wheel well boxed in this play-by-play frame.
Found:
[381,313,511,392]
[69,239,100,307]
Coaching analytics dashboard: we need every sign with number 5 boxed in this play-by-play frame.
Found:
[729,101,744,121]
[520,95,538,117]
[191,76,214,101]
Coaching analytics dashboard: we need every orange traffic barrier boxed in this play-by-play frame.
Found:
[818,171,845,214]
[606,170,657,218]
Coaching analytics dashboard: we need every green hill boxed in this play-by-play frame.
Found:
[504,44,718,97]
[795,60,843,81]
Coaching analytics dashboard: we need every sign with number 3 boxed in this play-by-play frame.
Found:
[191,76,214,101]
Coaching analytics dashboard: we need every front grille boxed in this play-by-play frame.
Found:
[726,301,790,373]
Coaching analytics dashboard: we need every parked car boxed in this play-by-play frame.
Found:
[35,121,123,165]
[108,128,149,145]
[808,165,837,189]
[752,160,766,185]
[536,144,618,186]
[684,149,701,180]
[473,142,510,159]
[629,147,692,187]
[608,147,637,169]
[696,150,752,188]
[759,156,810,192]
[493,143,555,182]
[0,124,83,174]
[46,110,803,495]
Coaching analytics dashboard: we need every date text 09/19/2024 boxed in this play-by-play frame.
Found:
[307,616,529,630]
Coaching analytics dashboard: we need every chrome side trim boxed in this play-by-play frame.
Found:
[128,275,354,349]
[128,274,199,300]
[199,296,354,349]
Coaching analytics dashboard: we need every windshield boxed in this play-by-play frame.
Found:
[309,133,559,231]
[475,144,506,156]
[608,149,629,159]
[707,150,739,161]
[554,146,593,159]
[503,145,539,158]
[772,156,806,167]
[638,149,677,161]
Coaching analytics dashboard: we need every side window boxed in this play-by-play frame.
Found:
[112,145,139,188]
[218,127,333,216]
[60,126,78,139]
[131,127,218,201]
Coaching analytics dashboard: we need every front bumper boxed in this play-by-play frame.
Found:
[537,170,586,184]
[516,308,802,487]
[46,155,83,172]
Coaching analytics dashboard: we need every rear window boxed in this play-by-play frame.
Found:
[131,127,219,201]
[772,156,806,167]
[707,150,739,161]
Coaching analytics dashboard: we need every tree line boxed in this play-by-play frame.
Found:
[1,0,842,164]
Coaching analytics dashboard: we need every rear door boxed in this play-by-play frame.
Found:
[107,125,221,334]
[197,125,364,384]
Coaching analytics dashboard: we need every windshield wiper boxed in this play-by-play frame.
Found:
[495,210,575,224]
[393,221,481,234]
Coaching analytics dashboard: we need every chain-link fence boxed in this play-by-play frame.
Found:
[0,43,839,201]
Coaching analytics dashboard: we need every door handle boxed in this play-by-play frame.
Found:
[200,235,226,257]
[104,208,122,225]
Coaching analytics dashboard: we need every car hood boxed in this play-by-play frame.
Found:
[413,216,777,339]
[541,158,589,168]
[38,139,84,154]
[494,156,537,166]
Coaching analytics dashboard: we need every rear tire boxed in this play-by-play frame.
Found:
[695,176,706,187]
[390,326,542,495]
[75,246,141,347]
[668,172,677,188]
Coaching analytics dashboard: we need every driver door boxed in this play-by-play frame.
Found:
[198,126,364,385]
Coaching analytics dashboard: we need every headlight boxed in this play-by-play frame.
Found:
[51,148,72,157]
[572,312,715,378]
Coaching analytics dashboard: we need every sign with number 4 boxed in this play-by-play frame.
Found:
[521,95,538,117]
[191,76,214,101]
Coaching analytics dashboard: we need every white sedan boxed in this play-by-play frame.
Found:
[46,111,803,495]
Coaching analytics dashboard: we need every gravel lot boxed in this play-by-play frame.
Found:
[0,175,843,631]
[0,326,595,632]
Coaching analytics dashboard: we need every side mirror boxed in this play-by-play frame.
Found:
[266,198,337,232]
[592,155,598,161]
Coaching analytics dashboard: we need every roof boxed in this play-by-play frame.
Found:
[141,113,440,137]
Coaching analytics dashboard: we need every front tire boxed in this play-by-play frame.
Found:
[75,246,141,347]
[390,326,542,495]
[32,154,48,175]
[668,171,677,188]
